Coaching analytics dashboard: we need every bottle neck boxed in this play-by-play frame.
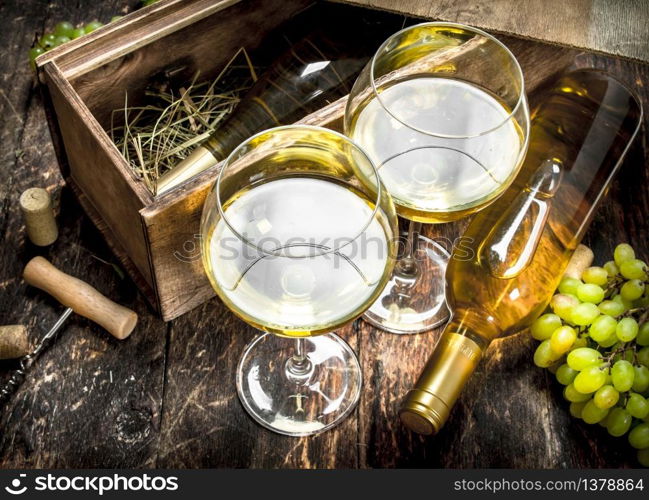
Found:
[399,319,490,435]
[448,309,499,347]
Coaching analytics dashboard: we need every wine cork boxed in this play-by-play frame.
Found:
[0,325,30,359]
[564,244,594,279]
[19,188,58,246]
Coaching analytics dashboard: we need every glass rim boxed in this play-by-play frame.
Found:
[370,21,527,139]
[215,124,384,258]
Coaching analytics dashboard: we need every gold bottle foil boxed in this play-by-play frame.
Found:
[400,331,482,435]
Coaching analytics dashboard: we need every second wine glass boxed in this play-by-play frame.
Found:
[345,22,530,334]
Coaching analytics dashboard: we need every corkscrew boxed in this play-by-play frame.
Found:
[0,257,137,405]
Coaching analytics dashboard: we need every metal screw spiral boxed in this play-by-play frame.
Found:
[0,307,73,405]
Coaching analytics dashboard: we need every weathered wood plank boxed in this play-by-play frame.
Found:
[336,0,649,63]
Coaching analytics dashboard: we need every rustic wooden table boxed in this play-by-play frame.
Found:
[0,0,647,468]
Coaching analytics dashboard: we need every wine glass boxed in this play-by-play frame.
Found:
[345,22,530,334]
[200,125,398,436]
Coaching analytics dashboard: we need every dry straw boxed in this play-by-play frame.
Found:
[111,48,257,194]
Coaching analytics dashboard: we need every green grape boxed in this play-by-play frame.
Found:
[559,277,583,295]
[593,385,619,409]
[611,360,635,392]
[589,315,618,343]
[634,294,649,308]
[620,259,648,280]
[551,294,580,322]
[613,348,635,364]
[638,347,649,367]
[569,401,586,419]
[616,317,639,342]
[629,423,649,449]
[603,260,620,277]
[571,302,600,325]
[28,46,45,62]
[84,21,104,33]
[71,27,85,39]
[567,348,601,371]
[547,361,561,374]
[550,325,577,355]
[626,393,649,419]
[612,294,633,311]
[638,323,649,346]
[530,313,562,341]
[607,407,632,437]
[39,33,57,49]
[614,243,636,267]
[621,279,645,301]
[564,383,592,403]
[582,266,609,286]
[577,283,605,304]
[638,448,649,467]
[572,335,589,349]
[598,332,619,348]
[574,365,607,394]
[54,21,74,38]
[632,365,649,392]
[581,400,609,424]
[533,340,558,368]
[556,364,579,386]
[598,300,625,317]
[52,35,71,47]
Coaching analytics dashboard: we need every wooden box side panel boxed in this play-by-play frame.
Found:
[141,181,214,321]
[43,62,157,293]
[68,179,160,309]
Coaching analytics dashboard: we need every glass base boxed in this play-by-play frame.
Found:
[363,234,450,334]
[236,332,362,436]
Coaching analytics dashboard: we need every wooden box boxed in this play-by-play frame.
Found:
[34,0,594,320]
[35,0,357,320]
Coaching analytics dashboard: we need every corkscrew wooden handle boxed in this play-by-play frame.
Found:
[23,257,137,339]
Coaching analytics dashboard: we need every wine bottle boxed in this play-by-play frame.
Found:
[156,23,389,194]
[399,69,643,435]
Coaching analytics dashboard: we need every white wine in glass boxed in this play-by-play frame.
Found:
[345,22,530,333]
[350,77,526,222]
[201,125,398,435]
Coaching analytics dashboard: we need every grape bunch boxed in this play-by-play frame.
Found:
[28,20,109,65]
[28,1,162,66]
[531,243,649,467]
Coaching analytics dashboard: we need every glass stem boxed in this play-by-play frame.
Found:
[395,220,422,279]
[286,338,312,378]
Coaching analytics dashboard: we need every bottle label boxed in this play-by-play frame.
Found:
[441,332,482,363]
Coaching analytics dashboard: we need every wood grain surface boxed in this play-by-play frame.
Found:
[0,0,648,468]
[337,0,649,64]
